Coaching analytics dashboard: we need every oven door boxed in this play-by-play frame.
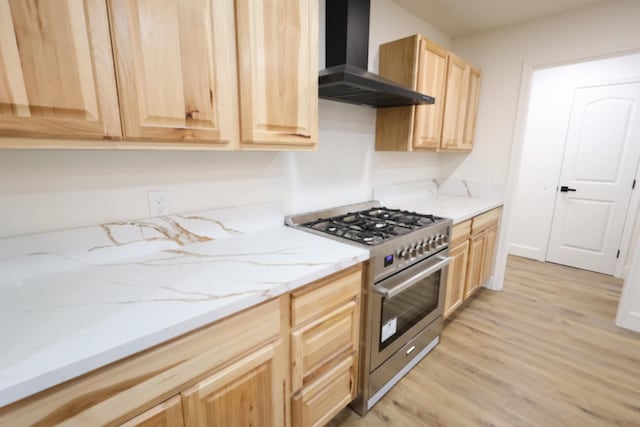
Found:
[370,252,450,370]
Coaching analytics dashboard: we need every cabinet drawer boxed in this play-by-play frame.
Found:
[291,301,358,391]
[471,208,501,234]
[292,355,355,427]
[291,265,362,327]
[450,219,471,246]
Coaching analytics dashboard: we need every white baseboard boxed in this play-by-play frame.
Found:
[507,243,544,261]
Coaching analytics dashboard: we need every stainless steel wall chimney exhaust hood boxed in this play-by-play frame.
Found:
[319,0,434,108]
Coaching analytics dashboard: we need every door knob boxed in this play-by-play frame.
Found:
[560,186,577,192]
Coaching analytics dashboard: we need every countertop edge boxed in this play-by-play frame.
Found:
[449,200,505,224]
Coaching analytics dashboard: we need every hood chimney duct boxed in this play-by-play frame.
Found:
[319,0,435,107]
[325,0,369,69]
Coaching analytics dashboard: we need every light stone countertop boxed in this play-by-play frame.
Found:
[374,179,505,224]
[384,195,504,224]
[0,202,369,407]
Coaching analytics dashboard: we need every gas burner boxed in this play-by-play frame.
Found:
[365,209,392,219]
[388,211,437,228]
[343,230,385,245]
[354,219,391,232]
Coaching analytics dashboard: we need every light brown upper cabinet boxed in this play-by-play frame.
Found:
[463,65,481,149]
[108,0,239,146]
[235,0,318,149]
[413,39,448,149]
[1,0,318,150]
[440,53,469,150]
[0,0,121,141]
[375,34,481,152]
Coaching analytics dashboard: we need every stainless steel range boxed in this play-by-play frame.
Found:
[286,201,452,414]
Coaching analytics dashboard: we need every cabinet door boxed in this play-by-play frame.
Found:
[0,0,121,140]
[440,54,470,150]
[464,232,485,299]
[462,65,481,150]
[236,0,318,148]
[481,224,498,285]
[182,341,284,427]
[108,0,238,144]
[444,239,470,318]
[413,39,448,150]
[120,396,184,427]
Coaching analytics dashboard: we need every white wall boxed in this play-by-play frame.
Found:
[509,54,640,263]
[447,0,640,291]
[0,0,451,238]
[450,0,640,184]
[617,226,640,332]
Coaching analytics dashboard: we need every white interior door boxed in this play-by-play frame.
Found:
[546,82,640,275]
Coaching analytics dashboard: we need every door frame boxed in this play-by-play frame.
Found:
[493,48,640,292]
[542,77,640,277]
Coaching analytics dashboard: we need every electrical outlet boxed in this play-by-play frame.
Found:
[148,191,169,216]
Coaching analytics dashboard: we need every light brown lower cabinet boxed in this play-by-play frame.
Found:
[465,223,499,298]
[482,225,499,284]
[0,265,362,427]
[290,266,361,427]
[443,208,501,318]
[464,231,487,298]
[292,355,355,427]
[181,341,284,426]
[443,239,469,318]
[123,339,285,427]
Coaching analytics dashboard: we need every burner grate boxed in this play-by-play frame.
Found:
[302,207,444,245]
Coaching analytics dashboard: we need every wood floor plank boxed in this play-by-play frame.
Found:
[327,256,640,426]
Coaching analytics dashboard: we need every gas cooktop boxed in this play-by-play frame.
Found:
[300,207,446,246]
[286,200,452,283]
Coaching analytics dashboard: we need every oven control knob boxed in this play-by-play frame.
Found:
[398,248,407,259]
[410,246,417,258]
[429,238,437,249]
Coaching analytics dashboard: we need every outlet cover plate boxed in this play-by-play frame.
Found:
[148,191,169,216]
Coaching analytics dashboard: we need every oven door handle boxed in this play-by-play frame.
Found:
[373,255,451,299]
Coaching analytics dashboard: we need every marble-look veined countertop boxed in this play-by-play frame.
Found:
[0,202,369,407]
[374,179,505,224]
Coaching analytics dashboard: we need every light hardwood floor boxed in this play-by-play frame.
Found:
[328,256,640,427]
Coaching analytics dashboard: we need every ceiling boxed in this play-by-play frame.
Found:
[392,0,608,38]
